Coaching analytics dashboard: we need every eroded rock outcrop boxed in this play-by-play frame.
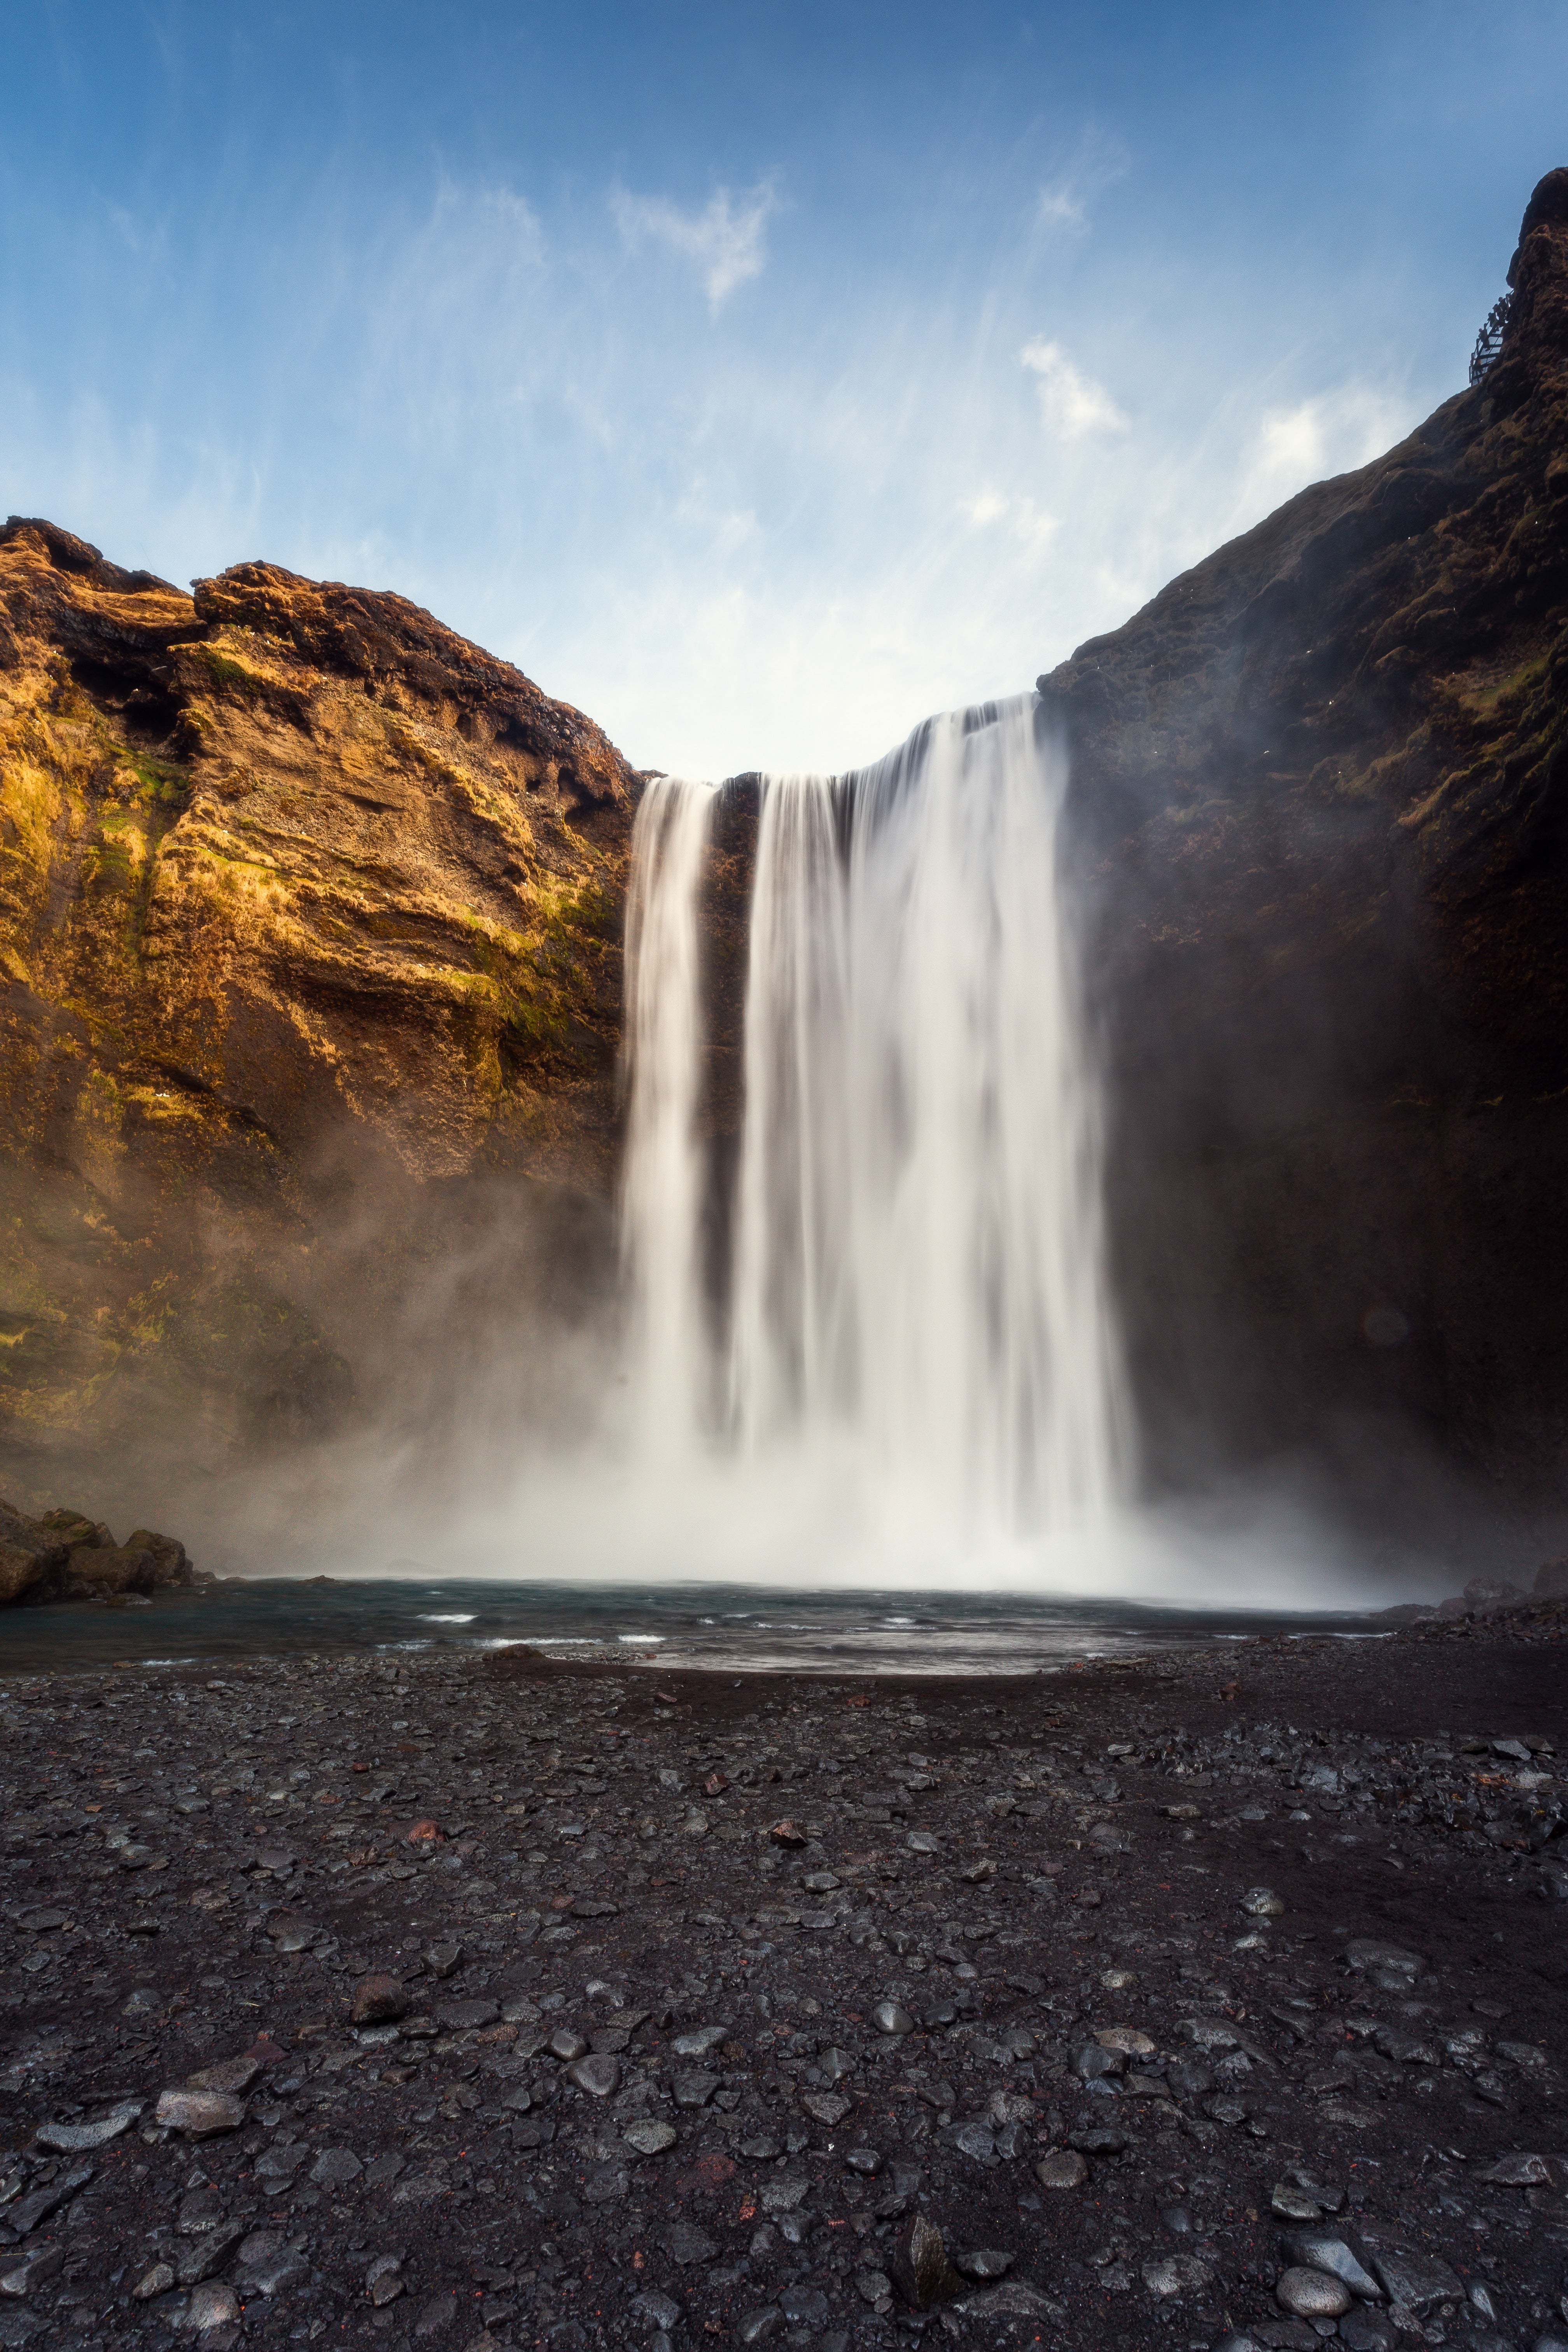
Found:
[0,1494,195,1605]
[0,528,639,1495]
[1040,169,1568,1516]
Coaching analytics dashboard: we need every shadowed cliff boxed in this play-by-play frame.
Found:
[1041,168,1568,1528]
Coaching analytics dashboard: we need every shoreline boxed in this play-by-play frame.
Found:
[0,1611,1563,2352]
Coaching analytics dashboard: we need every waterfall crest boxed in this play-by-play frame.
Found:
[620,696,1131,1547]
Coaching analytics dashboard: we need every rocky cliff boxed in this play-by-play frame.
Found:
[0,524,638,1504]
[1041,168,1568,1527]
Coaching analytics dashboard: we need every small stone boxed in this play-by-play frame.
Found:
[769,1820,807,1846]
[760,2176,810,2212]
[436,1997,499,2031]
[1075,2041,1123,2079]
[673,2070,720,2107]
[1342,1939,1425,1983]
[175,2222,247,2289]
[1143,2255,1214,2298]
[623,2119,677,2156]
[955,2249,1014,2280]
[367,2253,405,2307]
[1280,2235,1381,2300]
[888,2214,964,2308]
[737,2309,783,2345]
[670,2025,727,2057]
[423,1941,464,1977]
[632,2291,684,2333]
[1097,2025,1156,2056]
[566,2053,621,2098]
[548,2026,590,2061]
[180,2280,242,2333]
[310,2147,363,2189]
[351,1974,410,2025]
[662,2222,718,2266]
[0,2245,63,2298]
[1479,2151,1554,2184]
[1369,2251,1464,2313]
[1276,2268,1353,2319]
[845,2146,882,2174]
[857,2270,894,2308]
[1035,2149,1089,2188]
[1240,1886,1284,1917]
[1271,2183,1322,2221]
[34,2100,142,2151]
[802,2091,850,2124]
[234,2233,285,2270]
[134,2262,175,2301]
[156,2090,245,2138]
[873,2000,915,2036]
[906,1831,940,1853]
[185,2055,264,2096]
[802,1871,839,1890]
[413,2293,458,2339]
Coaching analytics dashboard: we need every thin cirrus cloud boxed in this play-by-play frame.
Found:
[611,180,779,312]
[961,490,1060,556]
[1032,128,1130,240]
[1020,337,1130,439]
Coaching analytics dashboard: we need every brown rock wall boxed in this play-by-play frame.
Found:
[0,522,639,1496]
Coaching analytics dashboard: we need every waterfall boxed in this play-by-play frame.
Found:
[620,696,1131,1547]
[619,775,717,1448]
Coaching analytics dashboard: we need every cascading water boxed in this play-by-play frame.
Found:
[620,694,1132,1554]
[618,775,716,1450]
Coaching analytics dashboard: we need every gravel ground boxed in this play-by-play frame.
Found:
[0,1608,1565,2352]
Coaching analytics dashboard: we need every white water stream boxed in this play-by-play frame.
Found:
[620,695,1132,1552]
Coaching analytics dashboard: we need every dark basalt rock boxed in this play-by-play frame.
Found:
[1038,167,1568,1529]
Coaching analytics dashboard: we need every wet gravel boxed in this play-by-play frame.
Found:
[0,1609,1566,2352]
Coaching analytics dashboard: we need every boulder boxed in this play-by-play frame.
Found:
[67,1544,158,1597]
[0,1542,49,1605]
[125,1529,194,1587]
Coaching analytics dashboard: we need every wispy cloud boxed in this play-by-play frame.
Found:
[1237,385,1412,514]
[961,489,1059,555]
[1032,128,1129,239]
[611,180,778,313]
[1034,184,1087,233]
[1020,338,1129,438]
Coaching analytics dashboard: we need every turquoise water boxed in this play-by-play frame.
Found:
[0,1577,1389,1677]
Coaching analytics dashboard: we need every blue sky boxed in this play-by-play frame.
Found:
[2,3,1560,775]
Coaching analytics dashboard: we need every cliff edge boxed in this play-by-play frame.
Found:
[1043,169,1568,1517]
[0,531,638,1493]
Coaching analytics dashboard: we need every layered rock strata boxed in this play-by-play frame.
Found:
[0,525,638,1495]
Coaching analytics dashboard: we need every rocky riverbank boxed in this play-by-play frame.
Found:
[0,1615,1564,2352]
[0,1496,196,1609]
